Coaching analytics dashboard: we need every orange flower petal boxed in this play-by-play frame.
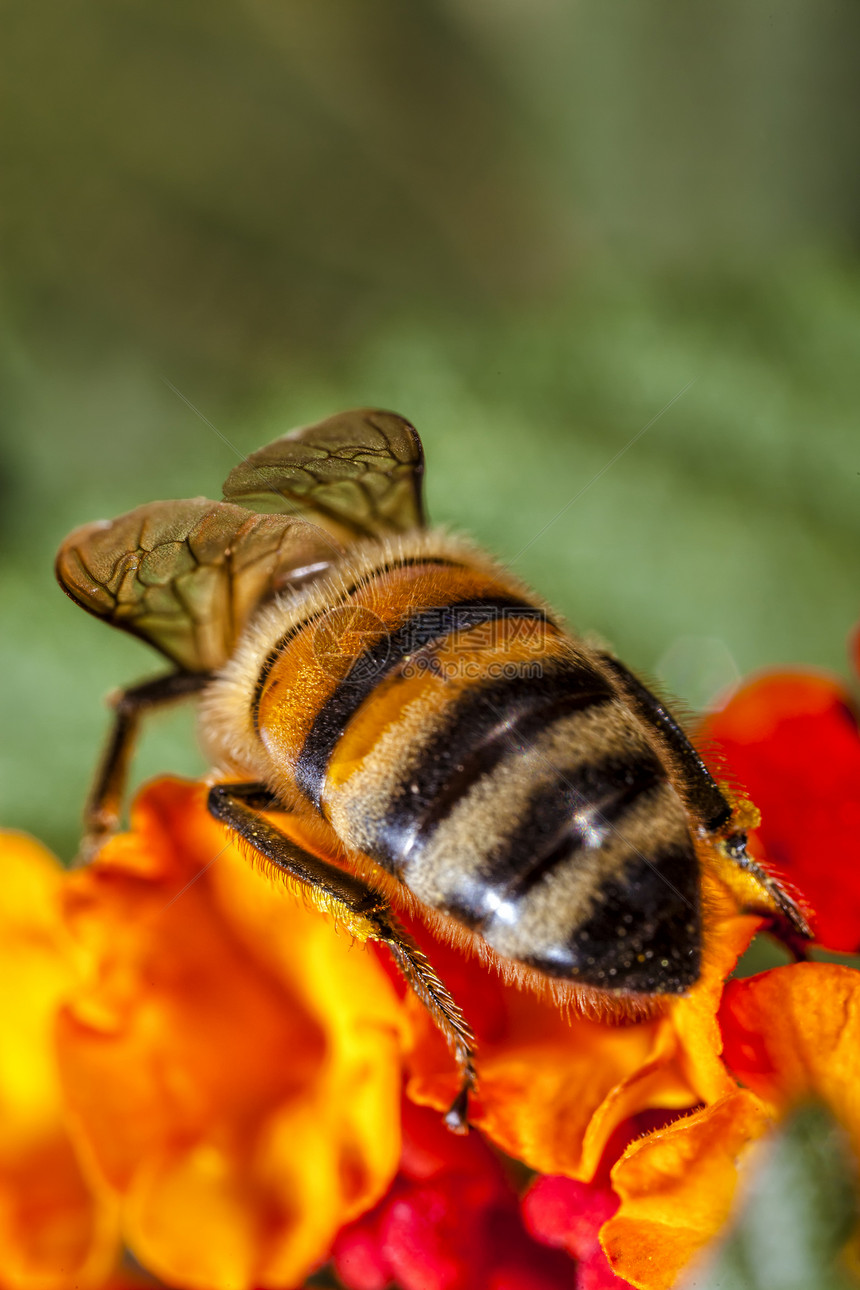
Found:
[605,962,860,1288]
[602,1090,772,1290]
[56,778,405,1290]
[666,875,762,1105]
[398,923,681,1180]
[0,832,119,1289]
[402,870,759,1181]
[721,962,860,1155]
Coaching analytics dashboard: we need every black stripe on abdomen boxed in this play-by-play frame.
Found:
[372,662,616,871]
[250,556,460,731]
[518,842,702,993]
[598,653,732,833]
[494,754,664,897]
[428,751,665,930]
[295,596,546,808]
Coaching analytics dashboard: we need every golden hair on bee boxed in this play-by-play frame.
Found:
[55,407,812,1130]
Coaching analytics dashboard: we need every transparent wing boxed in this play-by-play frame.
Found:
[221,408,426,538]
[56,498,338,672]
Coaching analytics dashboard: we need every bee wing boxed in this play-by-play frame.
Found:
[221,408,426,538]
[56,498,338,672]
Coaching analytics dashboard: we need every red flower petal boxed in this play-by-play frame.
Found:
[331,1219,390,1290]
[334,1103,573,1290]
[524,1177,632,1289]
[699,672,860,951]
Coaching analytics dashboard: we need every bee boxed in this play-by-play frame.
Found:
[56,408,811,1131]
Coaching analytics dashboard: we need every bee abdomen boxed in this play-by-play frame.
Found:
[295,595,545,809]
[247,546,702,994]
[365,661,617,867]
[391,696,699,993]
[328,654,700,994]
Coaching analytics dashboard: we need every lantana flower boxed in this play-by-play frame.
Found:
[2,654,860,1288]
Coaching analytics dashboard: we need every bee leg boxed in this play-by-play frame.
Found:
[208,782,479,1133]
[80,671,211,864]
[713,836,813,949]
[599,654,813,947]
[373,910,478,1133]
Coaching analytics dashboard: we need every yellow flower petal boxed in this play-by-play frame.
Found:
[0,832,118,1289]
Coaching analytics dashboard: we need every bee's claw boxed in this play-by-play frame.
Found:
[74,828,112,868]
[443,1080,473,1135]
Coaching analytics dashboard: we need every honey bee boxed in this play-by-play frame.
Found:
[56,409,811,1130]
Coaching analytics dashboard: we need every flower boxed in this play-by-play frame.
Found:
[0,832,119,1290]
[55,779,404,1290]
[332,1099,574,1290]
[720,963,860,1154]
[523,1175,629,1289]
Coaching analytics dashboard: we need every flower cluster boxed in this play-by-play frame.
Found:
[2,653,860,1289]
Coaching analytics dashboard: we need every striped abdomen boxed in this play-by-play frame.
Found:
[237,538,701,995]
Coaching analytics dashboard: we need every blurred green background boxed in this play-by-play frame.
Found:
[2,0,859,859]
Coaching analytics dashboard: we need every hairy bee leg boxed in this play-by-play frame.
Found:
[717,845,813,950]
[80,671,211,864]
[208,782,479,1133]
[599,653,813,946]
[371,911,478,1134]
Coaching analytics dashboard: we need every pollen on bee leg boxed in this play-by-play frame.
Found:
[234,833,380,941]
[724,793,761,834]
[334,905,378,941]
[292,884,378,942]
